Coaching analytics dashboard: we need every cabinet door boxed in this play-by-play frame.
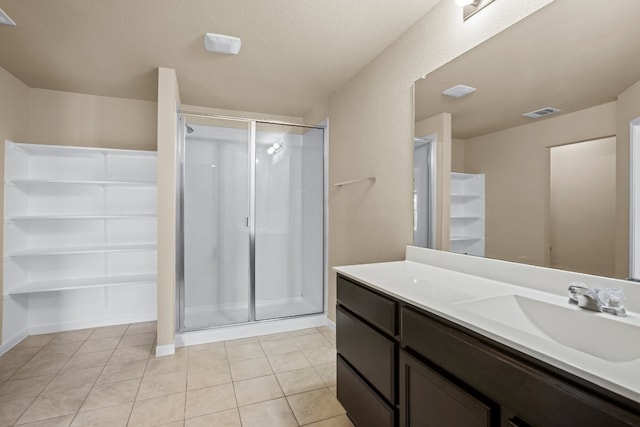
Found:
[399,350,494,427]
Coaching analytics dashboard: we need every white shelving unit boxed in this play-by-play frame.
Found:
[3,141,158,349]
[450,172,485,256]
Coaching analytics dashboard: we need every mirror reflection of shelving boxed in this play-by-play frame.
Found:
[450,172,485,256]
[3,141,157,345]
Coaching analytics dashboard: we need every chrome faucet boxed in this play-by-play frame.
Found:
[568,283,626,317]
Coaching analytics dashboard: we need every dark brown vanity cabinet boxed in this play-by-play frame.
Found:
[336,273,640,427]
[336,274,398,427]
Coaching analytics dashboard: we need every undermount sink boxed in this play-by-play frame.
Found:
[454,295,640,363]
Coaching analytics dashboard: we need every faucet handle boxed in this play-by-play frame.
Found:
[603,288,625,308]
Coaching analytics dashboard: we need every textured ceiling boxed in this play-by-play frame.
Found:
[0,0,441,117]
[415,0,640,140]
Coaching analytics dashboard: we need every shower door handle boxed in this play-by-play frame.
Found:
[245,217,249,227]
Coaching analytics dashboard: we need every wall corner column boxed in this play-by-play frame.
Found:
[156,67,181,356]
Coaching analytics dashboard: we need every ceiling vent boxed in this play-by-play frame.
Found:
[442,84,476,98]
[522,107,561,119]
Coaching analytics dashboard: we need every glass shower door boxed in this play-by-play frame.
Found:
[254,123,324,320]
[182,119,250,329]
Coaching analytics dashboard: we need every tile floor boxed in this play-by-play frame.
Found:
[0,322,353,426]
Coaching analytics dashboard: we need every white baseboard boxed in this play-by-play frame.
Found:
[176,314,329,348]
[28,313,157,336]
[155,343,175,357]
[0,328,28,356]
[326,318,336,330]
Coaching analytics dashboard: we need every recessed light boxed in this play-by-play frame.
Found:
[0,8,16,26]
[442,84,477,98]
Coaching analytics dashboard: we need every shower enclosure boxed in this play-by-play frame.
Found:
[177,116,325,331]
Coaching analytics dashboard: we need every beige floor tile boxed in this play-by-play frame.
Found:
[11,357,67,380]
[321,333,336,347]
[185,408,240,427]
[15,414,74,427]
[238,397,297,427]
[48,329,94,345]
[224,337,258,347]
[260,338,300,356]
[225,342,264,362]
[70,402,133,427]
[0,363,22,382]
[42,366,101,395]
[233,375,283,407]
[0,396,33,425]
[63,350,113,371]
[158,422,184,427]
[287,388,345,425]
[128,392,185,427]
[288,328,322,337]
[303,346,336,366]
[229,357,273,381]
[0,347,40,368]
[31,342,82,362]
[80,378,140,412]
[294,333,330,350]
[77,337,120,354]
[185,383,237,419]
[187,348,227,368]
[137,370,187,401]
[187,363,231,390]
[16,388,88,424]
[268,351,311,373]
[13,334,56,350]
[315,326,334,334]
[276,367,326,396]
[96,360,146,384]
[118,332,156,348]
[108,345,152,365]
[144,352,188,377]
[304,414,354,427]
[88,324,128,340]
[329,385,337,396]
[187,341,225,353]
[0,375,53,401]
[314,362,336,386]
[125,321,157,336]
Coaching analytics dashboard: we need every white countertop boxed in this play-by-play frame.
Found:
[335,249,640,403]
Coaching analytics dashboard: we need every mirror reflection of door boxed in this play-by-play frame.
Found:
[414,135,436,248]
[549,137,616,277]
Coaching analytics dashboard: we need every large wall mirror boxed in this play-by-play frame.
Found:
[414,0,640,279]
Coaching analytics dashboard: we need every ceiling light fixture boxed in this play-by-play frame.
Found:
[442,84,477,98]
[456,0,496,20]
[204,33,241,55]
[0,7,16,26]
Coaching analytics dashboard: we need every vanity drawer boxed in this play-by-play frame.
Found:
[337,355,395,427]
[400,306,640,427]
[337,306,396,403]
[337,274,397,335]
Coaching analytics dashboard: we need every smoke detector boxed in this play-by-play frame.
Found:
[204,33,241,55]
[442,84,477,98]
[522,107,561,119]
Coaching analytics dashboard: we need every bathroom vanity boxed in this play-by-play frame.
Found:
[335,247,640,427]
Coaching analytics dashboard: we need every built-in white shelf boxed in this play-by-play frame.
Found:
[7,244,157,257]
[450,172,485,256]
[7,214,156,221]
[3,141,158,344]
[9,178,157,187]
[7,274,157,296]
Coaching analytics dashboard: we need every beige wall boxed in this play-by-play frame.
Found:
[464,102,616,267]
[451,138,465,172]
[616,79,640,278]
[29,89,157,150]
[0,66,30,341]
[324,0,553,321]
[549,138,616,277]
